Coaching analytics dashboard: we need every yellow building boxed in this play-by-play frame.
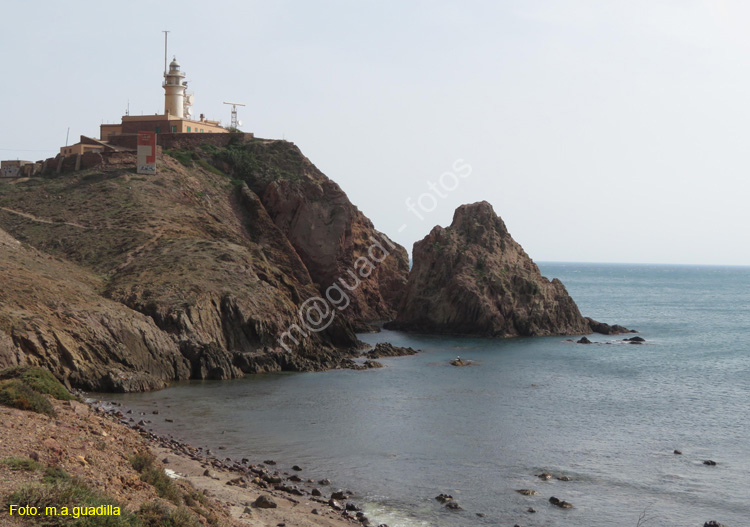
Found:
[61,55,229,156]
[99,113,226,143]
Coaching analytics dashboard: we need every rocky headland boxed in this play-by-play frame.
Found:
[0,140,409,392]
[1,140,629,393]
[387,201,631,337]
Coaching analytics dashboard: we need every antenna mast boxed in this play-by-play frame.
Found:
[223,101,246,130]
[162,30,170,75]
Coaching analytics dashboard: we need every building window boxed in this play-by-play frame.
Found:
[155,127,161,134]
[171,125,177,133]
[187,126,191,132]
[200,129,204,133]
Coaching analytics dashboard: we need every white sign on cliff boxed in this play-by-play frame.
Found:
[136,132,157,175]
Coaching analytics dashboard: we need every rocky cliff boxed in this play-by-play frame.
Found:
[213,140,410,329]
[388,201,617,337]
[0,227,189,392]
[0,140,409,391]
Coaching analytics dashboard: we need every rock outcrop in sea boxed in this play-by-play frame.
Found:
[388,201,626,337]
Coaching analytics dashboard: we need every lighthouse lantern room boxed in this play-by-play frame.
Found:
[163,57,186,118]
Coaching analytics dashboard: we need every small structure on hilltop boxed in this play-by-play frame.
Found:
[1,160,34,178]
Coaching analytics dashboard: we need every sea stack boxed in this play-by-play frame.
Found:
[388,201,594,337]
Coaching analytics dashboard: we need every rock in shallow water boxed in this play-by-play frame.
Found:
[549,496,573,509]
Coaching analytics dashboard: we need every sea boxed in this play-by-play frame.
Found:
[102,263,750,527]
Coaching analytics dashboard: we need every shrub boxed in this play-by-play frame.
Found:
[0,456,42,471]
[199,144,219,155]
[0,379,56,416]
[164,149,193,167]
[7,478,140,526]
[137,502,201,527]
[0,366,75,401]
[195,159,224,176]
[128,452,153,473]
[42,466,71,484]
[129,452,180,504]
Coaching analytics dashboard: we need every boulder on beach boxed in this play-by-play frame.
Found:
[252,495,277,509]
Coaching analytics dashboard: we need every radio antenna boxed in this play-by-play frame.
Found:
[162,30,170,75]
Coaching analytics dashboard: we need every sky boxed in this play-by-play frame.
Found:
[1,0,749,266]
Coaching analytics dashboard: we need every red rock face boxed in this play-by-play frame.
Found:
[389,201,593,337]
[228,140,410,328]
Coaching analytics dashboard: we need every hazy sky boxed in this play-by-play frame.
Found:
[2,1,749,265]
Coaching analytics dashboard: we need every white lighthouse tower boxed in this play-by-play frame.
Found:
[163,57,186,118]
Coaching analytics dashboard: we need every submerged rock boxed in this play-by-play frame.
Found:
[365,342,419,359]
[549,496,573,509]
[586,318,636,335]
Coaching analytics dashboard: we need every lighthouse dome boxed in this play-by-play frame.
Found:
[169,58,181,72]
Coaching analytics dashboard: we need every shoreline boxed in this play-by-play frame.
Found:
[92,400,385,527]
[0,396,385,527]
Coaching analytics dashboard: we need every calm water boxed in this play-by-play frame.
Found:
[104,263,750,526]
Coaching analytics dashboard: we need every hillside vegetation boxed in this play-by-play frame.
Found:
[0,139,409,391]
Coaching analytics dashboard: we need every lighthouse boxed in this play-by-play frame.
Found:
[163,57,186,118]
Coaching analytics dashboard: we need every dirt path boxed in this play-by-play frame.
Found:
[0,206,92,230]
